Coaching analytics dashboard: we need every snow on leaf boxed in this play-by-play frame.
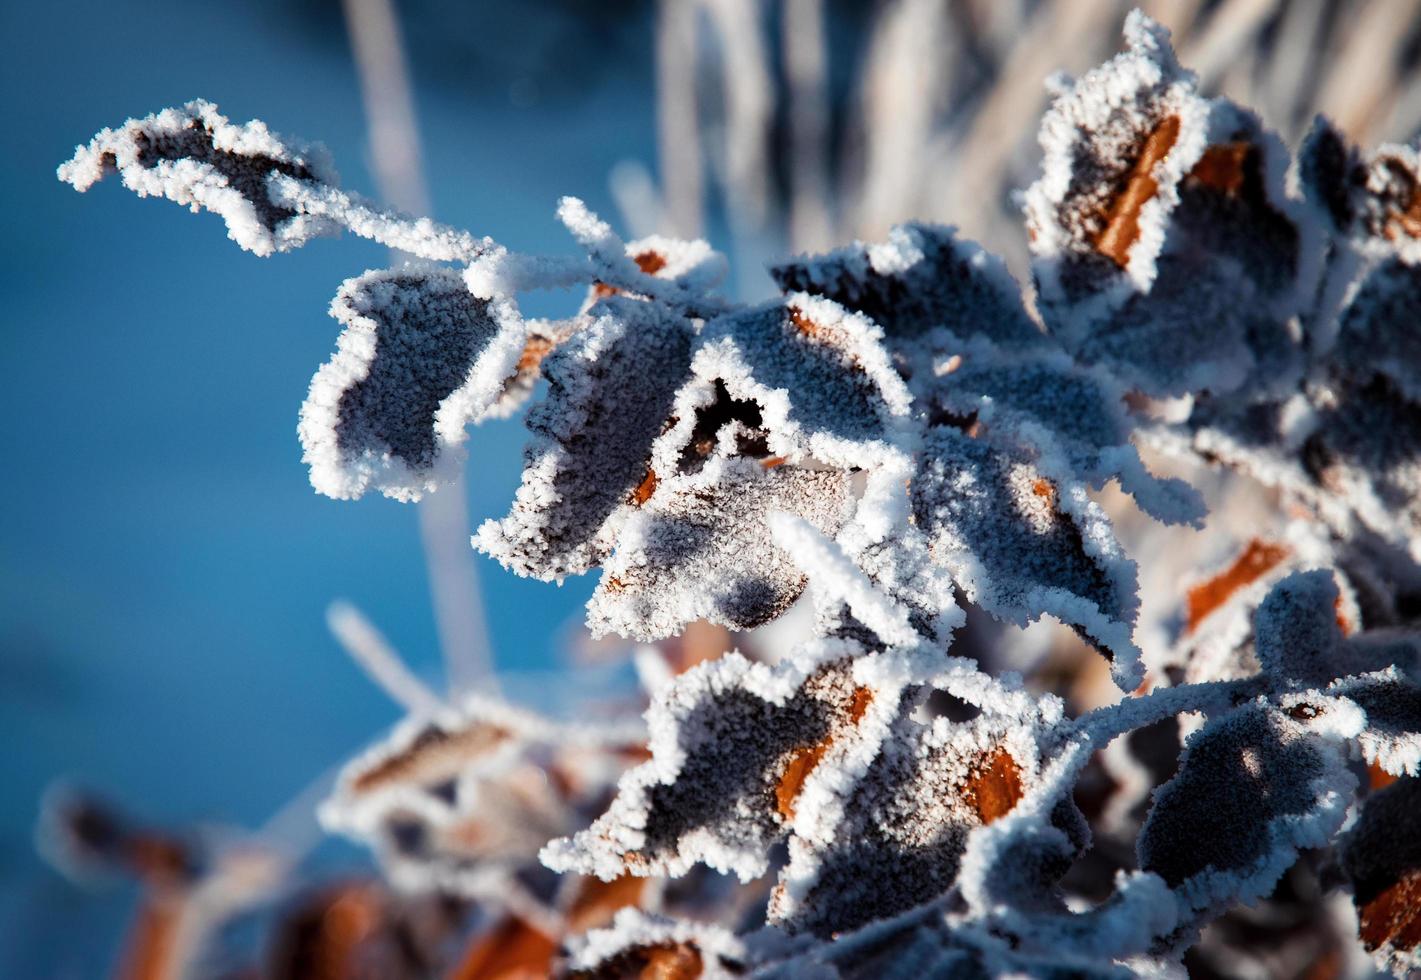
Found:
[321,695,640,896]
[1326,258,1421,403]
[58,100,340,256]
[1025,13,1311,398]
[1329,671,1421,779]
[1300,378,1421,562]
[541,643,888,883]
[476,297,695,580]
[566,909,744,979]
[925,337,1204,525]
[298,266,526,502]
[1252,569,1348,689]
[1137,700,1356,915]
[768,223,1046,361]
[1302,118,1421,264]
[657,294,913,473]
[912,425,1142,688]
[769,666,1066,936]
[1174,378,1421,564]
[1339,776,1421,976]
[585,459,854,641]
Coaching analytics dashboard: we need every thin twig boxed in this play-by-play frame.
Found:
[327,600,447,718]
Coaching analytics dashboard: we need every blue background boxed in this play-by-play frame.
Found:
[0,1,664,972]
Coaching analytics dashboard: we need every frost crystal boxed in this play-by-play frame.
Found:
[299,267,525,501]
[913,425,1142,687]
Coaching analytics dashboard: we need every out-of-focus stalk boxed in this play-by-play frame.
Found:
[656,0,705,238]
[341,0,498,698]
[783,0,834,251]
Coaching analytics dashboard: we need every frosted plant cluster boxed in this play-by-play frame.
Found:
[54,11,1421,977]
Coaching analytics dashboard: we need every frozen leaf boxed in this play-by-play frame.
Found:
[542,645,889,882]
[1326,259,1421,403]
[1300,379,1421,561]
[321,695,640,896]
[298,266,526,502]
[1329,671,1421,779]
[1025,14,1311,398]
[586,459,854,640]
[1339,776,1421,976]
[770,668,1067,936]
[912,425,1142,688]
[476,297,695,580]
[926,338,1204,525]
[662,294,913,472]
[1301,118,1421,265]
[760,909,1132,980]
[58,100,340,256]
[1175,380,1421,563]
[1252,569,1347,689]
[566,909,744,979]
[769,223,1046,359]
[1138,701,1355,915]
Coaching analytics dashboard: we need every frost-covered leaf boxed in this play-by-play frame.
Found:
[1300,118,1421,266]
[657,294,912,473]
[298,266,526,502]
[586,459,854,640]
[58,100,340,256]
[769,223,1046,361]
[1339,776,1421,976]
[1025,13,1311,398]
[1251,569,1349,689]
[759,911,1132,980]
[1330,670,1421,779]
[476,297,694,580]
[1299,379,1421,561]
[59,101,498,263]
[1324,258,1421,403]
[542,644,891,882]
[1172,379,1421,564]
[770,667,1067,936]
[912,425,1142,687]
[1137,701,1355,915]
[926,338,1204,525]
[322,695,640,896]
[566,909,744,979]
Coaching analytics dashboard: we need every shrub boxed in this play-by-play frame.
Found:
[51,11,1421,977]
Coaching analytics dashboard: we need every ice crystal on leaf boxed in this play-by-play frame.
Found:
[300,266,526,501]
[912,425,1143,688]
[57,9,1421,974]
[1025,11,1313,399]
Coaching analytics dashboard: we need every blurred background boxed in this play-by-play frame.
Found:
[3,0,1420,974]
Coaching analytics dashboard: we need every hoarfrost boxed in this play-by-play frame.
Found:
[912,425,1143,688]
[298,266,526,501]
[476,297,694,580]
